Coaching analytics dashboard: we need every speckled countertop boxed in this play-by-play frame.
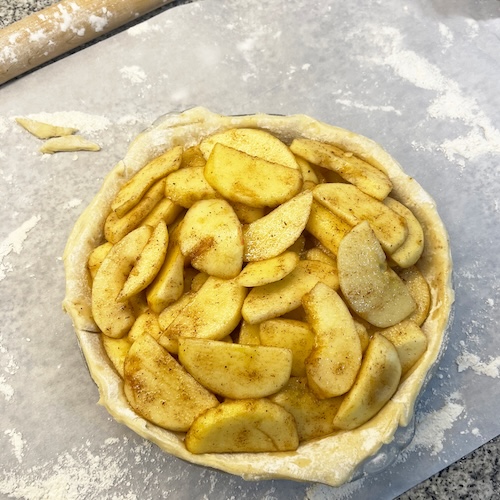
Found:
[1,1,499,499]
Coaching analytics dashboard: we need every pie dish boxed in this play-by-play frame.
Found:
[62,107,454,486]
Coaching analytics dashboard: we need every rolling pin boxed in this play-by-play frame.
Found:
[0,0,175,86]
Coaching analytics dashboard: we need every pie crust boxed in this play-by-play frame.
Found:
[63,107,454,486]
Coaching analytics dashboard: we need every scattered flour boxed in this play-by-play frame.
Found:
[63,199,83,209]
[0,215,41,282]
[438,23,454,49]
[0,376,14,401]
[127,21,162,37]
[89,8,111,33]
[4,430,26,464]
[335,98,402,116]
[456,350,500,378]
[120,66,148,84]
[0,437,162,500]
[358,26,500,166]
[407,392,465,456]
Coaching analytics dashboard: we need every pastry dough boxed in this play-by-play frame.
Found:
[62,108,454,486]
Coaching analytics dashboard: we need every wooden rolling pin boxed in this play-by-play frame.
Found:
[0,0,175,86]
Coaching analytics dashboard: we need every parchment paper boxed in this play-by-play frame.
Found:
[1,0,499,498]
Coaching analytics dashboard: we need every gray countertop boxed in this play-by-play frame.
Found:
[1,1,499,499]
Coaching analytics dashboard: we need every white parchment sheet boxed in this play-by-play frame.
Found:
[1,1,499,498]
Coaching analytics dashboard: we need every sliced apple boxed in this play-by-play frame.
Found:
[333,333,402,430]
[259,319,315,377]
[92,225,152,338]
[161,276,247,349]
[305,199,352,256]
[313,183,408,254]
[397,266,431,326]
[384,197,424,268]
[378,320,428,375]
[235,251,299,287]
[123,334,219,432]
[302,283,362,398]
[243,190,313,262]
[178,199,243,279]
[242,259,339,324]
[146,243,184,314]
[185,399,298,454]
[290,138,392,200]
[269,377,344,441]
[199,127,300,170]
[178,338,292,399]
[112,145,182,218]
[165,166,221,208]
[338,221,416,328]
[118,221,169,302]
[204,143,302,208]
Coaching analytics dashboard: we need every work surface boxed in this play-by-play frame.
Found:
[1,0,499,498]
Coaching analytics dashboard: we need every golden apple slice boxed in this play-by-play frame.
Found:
[237,321,261,345]
[87,242,113,280]
[92,225,152,338]
[302,283,362,398]
[204,144,302,208]
[290,138,392,200]
[241,259,339,324]
[379,320,428,375]
[259,319,315,377]
[199,127,299,170]
[338,221,416,328]
[179,199,243,279]
[333,333,402,430]
[313,183,407,254]
[146,243,184,314]
[178,338,292,399]
[305,199,352,256]
[102,335,132,378]
[162,276,247,346]
[104,179,166,244]
[185,399,298,454]
[397,266,431,326]
[118,221,168,301]
[165,166,221,208]
[128,309,162,343]
[235,251,299,287]
[124,334,219,432]
[112,145,182,218]
[243,190,313,262]
[269,377,344,441]
[384,197,424,268]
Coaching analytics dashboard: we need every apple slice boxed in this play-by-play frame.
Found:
[302,283,362,398]
[313,183,407,254]
[204,143,302,208]
[123,334,219,432]
[269,377,344,441]
[290,138,392,200]
[243,190,313,262]
[338,221,416,328]
[378,320,428,375]
[178,338,292,399]
[235,251,299,287]
[179,198,243,279]
[384,197,424,268]
[333,333,402,430]
[242,259,339,324]
[199,127,300,170]
[185,399,298,453]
